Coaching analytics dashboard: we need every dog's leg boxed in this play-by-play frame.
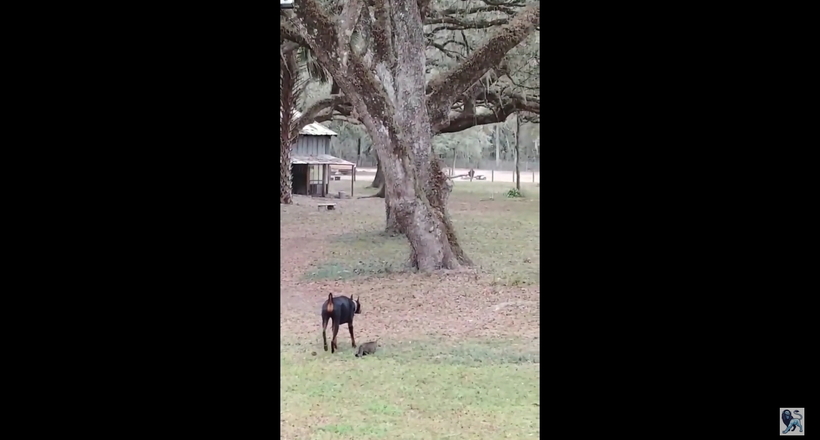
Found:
[322,316,330,352]
[348,322,356,347]
[331,322,340,353]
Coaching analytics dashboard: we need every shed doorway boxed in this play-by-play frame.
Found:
[292,164,308,195]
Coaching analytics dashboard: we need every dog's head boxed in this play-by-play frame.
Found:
[350,295,362,314]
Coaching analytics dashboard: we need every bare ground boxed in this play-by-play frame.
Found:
[280,185,540,348]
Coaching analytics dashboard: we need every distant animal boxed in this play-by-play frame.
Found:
[355,341,379,357]
[321,293,361,353]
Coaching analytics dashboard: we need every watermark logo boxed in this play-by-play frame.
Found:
[781,408,805,436]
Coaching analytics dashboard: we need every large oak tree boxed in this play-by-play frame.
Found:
[281,0,539,271]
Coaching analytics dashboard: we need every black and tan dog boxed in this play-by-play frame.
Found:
[321,293,361,353]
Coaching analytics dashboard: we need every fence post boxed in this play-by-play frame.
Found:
[532,171,534,182]
[491,169,494,182]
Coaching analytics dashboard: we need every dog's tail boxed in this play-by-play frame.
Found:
[326,293,334,313]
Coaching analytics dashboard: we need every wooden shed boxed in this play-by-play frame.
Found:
[288,111,356,197]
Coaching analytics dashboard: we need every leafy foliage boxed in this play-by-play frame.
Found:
[505,187,523,198]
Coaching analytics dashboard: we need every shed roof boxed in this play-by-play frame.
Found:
[280,109,338,136]
[291,154,356,166]
[299,121,338,136]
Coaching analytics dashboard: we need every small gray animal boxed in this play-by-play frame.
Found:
[355,341,379,357]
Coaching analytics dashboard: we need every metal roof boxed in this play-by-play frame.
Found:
[280,110,338,136]
[299,121,338,136]
[291,154,356,166]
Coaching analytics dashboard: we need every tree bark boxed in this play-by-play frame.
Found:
[280,143,293,204]
[279,50,298,205]
[418,156,471,266]
[370,153,384,188]
[385,0,471,269]
[379,145,467,270]
[384,189,400,235]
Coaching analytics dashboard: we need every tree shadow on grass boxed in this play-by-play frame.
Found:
[302,231,411,281]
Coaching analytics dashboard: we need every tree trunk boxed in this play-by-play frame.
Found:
[377,1,470,270]
[418,156,471,266]
[279,50,298,205]
[384,189,400,236]
[514,115,521,190]
[370,153,384,188]
[280,142,293,204]
[378,145,468,270]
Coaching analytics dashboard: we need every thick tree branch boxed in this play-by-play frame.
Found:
[315,114,362,125]
[316,89,538,136]
[426,4,539,122]
[281,41,301,55]
[425,16,509,27]
[430,23,507,33]
[279,19,307,48]
[433,90,539,134]
[472,0,527,7]
[372,0,395,67]
[432,5,516,17]
[351,6,373,66]
[338,0,364,67]
[289,0,400,147]
[418,0,432,21]
[289,94,350,140]
[429,42,465,60]
[287,0,345,75]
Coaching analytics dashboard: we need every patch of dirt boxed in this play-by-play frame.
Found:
[280,196,540,351]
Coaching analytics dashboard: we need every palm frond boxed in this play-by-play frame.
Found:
[281,50,305,146]
[296,47,331,84]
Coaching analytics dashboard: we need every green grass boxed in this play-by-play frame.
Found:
[305,183,540,285]
[448,181,539,198]
[281,339,540,439]
[283,182,540,438]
